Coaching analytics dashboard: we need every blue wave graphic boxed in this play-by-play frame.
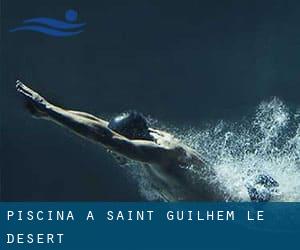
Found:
[9,9,85,37]
[23,18,85,29]
[10,25,84,37]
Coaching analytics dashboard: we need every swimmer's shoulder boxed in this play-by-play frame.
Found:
[167,143,206,167]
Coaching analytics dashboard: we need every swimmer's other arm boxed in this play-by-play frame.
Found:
[16,81,177,165]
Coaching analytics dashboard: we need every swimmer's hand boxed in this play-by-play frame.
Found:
[16,80,49,118]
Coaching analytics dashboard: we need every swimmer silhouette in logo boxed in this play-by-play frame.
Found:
[10,9,85,37]
[15,80,279,201]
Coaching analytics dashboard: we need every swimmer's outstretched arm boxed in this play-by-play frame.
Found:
[16,81,176,165]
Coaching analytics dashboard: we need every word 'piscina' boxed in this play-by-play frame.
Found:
[7,210,74,221]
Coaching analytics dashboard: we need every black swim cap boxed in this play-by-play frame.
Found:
[108,111,153,140]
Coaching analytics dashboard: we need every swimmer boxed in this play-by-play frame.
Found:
[16,80,278,201]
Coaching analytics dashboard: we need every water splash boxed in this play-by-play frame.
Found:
[123,98,300,201]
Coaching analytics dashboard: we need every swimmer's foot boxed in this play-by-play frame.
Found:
[246,174,279,202]
[16,80,49,118]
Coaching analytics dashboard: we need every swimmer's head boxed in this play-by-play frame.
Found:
[108,111,153,141]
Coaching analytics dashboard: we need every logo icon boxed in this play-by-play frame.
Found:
[9,9,86,37]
